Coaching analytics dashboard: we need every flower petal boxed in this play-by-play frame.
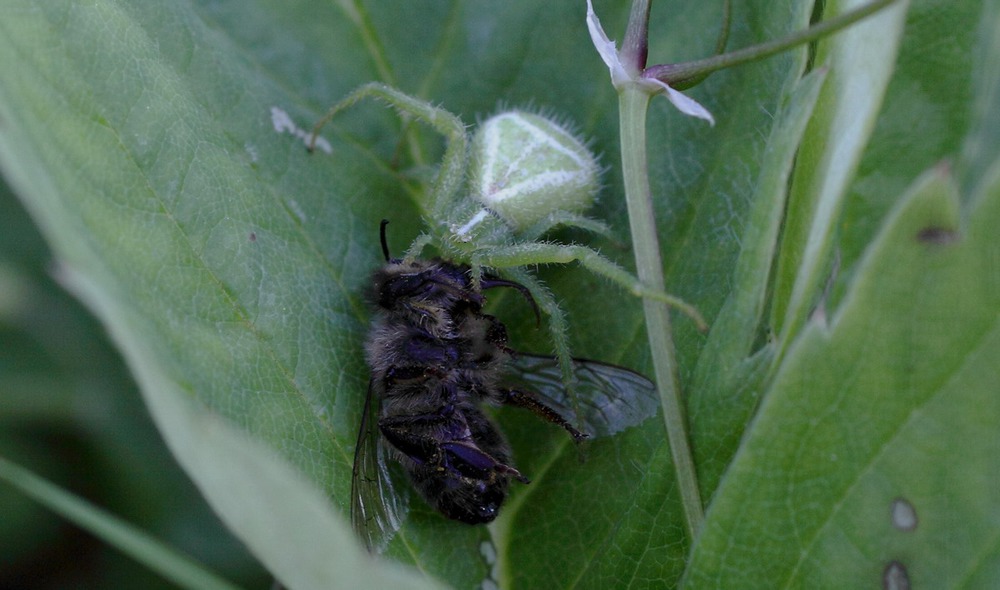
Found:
[646,77,715,125]
[585,0,715,125]
[586,0,630,88]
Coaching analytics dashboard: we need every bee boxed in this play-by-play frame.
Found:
[353,221,661,551]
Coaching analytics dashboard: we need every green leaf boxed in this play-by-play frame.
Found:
[0,176,266,586]
[685,161,1000,588]
[687,65,826,495]
[686,0,1000,582]
[839,0,984,291]
[772,0,910,352]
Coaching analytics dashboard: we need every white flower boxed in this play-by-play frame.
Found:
[586,0,714,125]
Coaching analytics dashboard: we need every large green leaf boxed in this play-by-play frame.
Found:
[0,175,266,586]
[0,0,992,588]
[685,163,1000,587]
[685,0,1000,585]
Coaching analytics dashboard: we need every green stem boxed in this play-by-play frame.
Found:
[618,86,703,540]
[0,456,240,590]
[650,0,899,88]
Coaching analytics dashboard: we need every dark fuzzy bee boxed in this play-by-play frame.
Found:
[352,221,660,551]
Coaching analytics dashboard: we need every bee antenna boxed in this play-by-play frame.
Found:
[379,219,391,262]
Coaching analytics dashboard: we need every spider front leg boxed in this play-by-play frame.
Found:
[498,266,581,424]
[309,82,469,222]
[403,233,435,261]
[478,242,707,330]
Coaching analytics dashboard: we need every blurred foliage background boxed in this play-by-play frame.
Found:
[0,179,269,588]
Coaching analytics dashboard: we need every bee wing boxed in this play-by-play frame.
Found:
[506,354,660,438]
[351,377,408,553]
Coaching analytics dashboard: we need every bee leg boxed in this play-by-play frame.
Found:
[503,389,590,442]
[440,442,530,484]
[378,411,454,463]
[379,417,526,482]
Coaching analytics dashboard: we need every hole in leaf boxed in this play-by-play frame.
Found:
[915,226,957,244]
[882,560,910,590]
[890,497,918,531]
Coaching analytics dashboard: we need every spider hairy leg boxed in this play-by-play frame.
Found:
[309,82,468,220]
[477,242,707,330]
[403,233,435,261]
[519,210,620,244]
[498,267,582,424]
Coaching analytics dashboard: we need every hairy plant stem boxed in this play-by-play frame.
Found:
[618,86,703,540]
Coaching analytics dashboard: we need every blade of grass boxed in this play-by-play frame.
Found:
[0,456,242,590]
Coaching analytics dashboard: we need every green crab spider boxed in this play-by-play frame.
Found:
[309,82,704,390]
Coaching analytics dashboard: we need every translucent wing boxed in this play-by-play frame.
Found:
[351,378,408,553]
[506,354,659,438]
